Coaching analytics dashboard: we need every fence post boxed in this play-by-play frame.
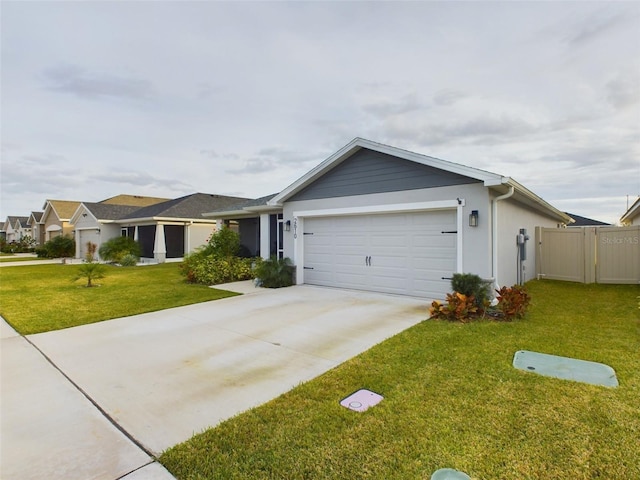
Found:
[584,227,596,284]
[535,226,542,279]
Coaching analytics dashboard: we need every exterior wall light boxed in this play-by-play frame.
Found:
[285,220,291,232]
[469,210,479,227]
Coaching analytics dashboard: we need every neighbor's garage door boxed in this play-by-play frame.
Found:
[303,210,457,299]
[78,229,100,260]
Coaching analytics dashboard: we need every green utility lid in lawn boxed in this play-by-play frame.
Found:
[431,468,471,480]
[513,350,619,387]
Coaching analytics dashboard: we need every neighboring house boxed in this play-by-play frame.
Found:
[2,217,20,243]
[13,217,32,243]
[70,203,143,260]
[0,216,31,244]
[41,200,82,241]
[209,138,571,300]
[71,195,172,259]
[117,193,251,262]
[28,211,45,246]
[620,196,640,226]
[565,212,610,227]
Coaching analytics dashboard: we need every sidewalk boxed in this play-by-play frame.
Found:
[0,316,176,480]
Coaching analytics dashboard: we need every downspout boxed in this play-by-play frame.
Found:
[492,185,515,292]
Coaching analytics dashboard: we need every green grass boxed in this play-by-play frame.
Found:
[0,255,41,263]
[0,263,239,334]
[160,281,640,479]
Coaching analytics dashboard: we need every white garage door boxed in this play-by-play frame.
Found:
[303,210,457,299]
[78,230,100,260]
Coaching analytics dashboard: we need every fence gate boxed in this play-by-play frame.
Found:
[535,226,639,284]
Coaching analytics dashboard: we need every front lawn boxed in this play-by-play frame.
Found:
[160,281,639,479]
[0,255,40,263]
[0,263,239,334]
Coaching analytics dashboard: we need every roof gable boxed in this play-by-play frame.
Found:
[42,200,82,222]
[289,147,480,202]
[28,211,43,224]
[71,203,142,224]
[620,196,640,225]
[271,138,502,205]
[13,216,30,228]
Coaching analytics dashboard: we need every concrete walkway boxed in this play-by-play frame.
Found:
[1,282,428,479]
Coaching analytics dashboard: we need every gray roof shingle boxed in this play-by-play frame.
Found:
[120,193,252,220]
[82,203,143,221]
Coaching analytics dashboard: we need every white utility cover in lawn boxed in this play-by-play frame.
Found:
[303,210,456,299]
[27,285,427,456]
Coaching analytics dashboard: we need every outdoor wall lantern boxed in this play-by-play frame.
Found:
[285,220,291,232]
[469,210,479,227]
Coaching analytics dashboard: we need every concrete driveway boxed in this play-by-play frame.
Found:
[1,283,428,479]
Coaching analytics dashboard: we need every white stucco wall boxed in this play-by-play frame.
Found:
[187,224,217,253]
[496,198,563,287]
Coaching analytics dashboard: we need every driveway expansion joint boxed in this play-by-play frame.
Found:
[23,333,157,460]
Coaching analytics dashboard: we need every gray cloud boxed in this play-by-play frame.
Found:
[226,157,276,175]
[384,114,538,147]
[606,73,640,110]
[199,150,239,161]
[564,9,633,46]
[225,146,322,175]
[97,171,190,190]
[1,154,83,195]
[433,89,468,107]
[42,64,153,100]
[362,93,425,116]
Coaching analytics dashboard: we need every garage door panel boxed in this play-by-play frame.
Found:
[303,211,456,299]
[370,234,408,248]
[412,235,455,247]
[334,272,368,286]
[334,236,367,247]
[78,230,100,259]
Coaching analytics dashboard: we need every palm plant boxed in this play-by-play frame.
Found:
[73,262,106,287]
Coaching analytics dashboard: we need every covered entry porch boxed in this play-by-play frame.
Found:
[203,194,284,260]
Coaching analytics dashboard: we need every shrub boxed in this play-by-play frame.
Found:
[429,292,479,322]
[99,236,141,263]
[72,262,106,287]
[85,242,97,262]
[181,253,253,285]
[119,254,139,267]
[495,285,531,320]
[179,229,255,285]
[204,228,241,258]
[37,235,75,258]
[253,256,294,288]
[451,273,491,308]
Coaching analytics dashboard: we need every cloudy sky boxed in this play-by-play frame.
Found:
[2,1,639,224]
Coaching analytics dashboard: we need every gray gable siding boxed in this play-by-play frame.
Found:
[289,148,480,202]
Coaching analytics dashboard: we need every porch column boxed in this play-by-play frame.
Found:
[134,226,139,241]
[215,219,224,231]
[154,224,166,263]
[260,214,270,260]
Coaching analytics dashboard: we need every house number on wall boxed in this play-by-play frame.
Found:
[293,218,298,239]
